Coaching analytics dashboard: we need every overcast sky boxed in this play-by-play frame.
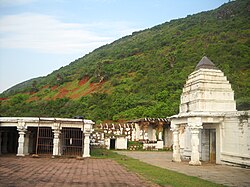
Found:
[0,0,228,93]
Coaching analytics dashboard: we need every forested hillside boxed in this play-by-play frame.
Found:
[0,0,249,123]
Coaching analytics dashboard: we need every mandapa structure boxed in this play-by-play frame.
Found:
[127,118,172,150]
[170,56,250,166]
[92,118,172,150]
[0,117,94,158]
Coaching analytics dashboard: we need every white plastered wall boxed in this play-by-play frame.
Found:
[220,114,250,166]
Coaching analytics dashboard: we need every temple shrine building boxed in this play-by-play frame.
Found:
[170,57,250,166]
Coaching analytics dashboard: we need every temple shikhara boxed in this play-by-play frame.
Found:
[0,57,249,167]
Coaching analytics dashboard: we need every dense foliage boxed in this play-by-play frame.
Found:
[0,0,249,123]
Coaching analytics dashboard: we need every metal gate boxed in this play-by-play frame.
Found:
[36,127,53,155]
[61,128,83,156]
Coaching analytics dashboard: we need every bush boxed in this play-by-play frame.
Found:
[128,141,143,150]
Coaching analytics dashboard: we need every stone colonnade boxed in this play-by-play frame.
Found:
[140,121,165,141]
[0,117,94,158]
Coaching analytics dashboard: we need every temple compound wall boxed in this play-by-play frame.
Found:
[0,117,94,158]
[170,57,250,166]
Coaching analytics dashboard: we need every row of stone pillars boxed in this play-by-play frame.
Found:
[171,122,202,166]
[140,122,164,141]
[14,121,91,158]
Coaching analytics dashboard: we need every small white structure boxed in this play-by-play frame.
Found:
[94,123,130,150]
[0,117,94,158]
[170,57,250,166]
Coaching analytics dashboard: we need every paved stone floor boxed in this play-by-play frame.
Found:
[117,151,250,187]
[0,156,158,187]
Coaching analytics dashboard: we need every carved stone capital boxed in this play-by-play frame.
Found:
[17,120,27,132]
[52,122,61,131]
[187,119,203,131]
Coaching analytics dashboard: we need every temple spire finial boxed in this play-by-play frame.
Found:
[195,56,217,70]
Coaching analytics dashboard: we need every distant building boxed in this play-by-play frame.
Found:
[92,118,172,150]
[170,57,250,166]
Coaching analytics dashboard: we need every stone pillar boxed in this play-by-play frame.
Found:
[143,122,149,140]
[131,128,135,141]
[17,131,26,156]
[17,120,27,156]
[158,122,163,140]
[158,131,162,140]
[139,129,143,140]
[82,122,92,158]
[172,125,181,162]
[2,132,8,153]
[189,128,202,165]
[23,131,30,155]
[52,129,61,157]
[83,133,90,158]
[52,122,61,157]
[134,123,140,141]
[188,118,202,166]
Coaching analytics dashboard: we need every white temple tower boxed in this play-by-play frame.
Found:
[180,56,236,113]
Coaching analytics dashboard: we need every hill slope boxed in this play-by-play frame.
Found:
[0,0,249,122]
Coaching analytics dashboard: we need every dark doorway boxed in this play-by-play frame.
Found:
[110,139,116,150]
[0,127,18,154]
[209,129,216,163]
[201,129,216,163]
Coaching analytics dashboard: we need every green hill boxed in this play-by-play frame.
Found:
[0,0,249,123]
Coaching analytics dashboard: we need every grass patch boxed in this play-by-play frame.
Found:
[91,148,224,187]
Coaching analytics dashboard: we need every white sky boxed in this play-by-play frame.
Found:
[0,0,228,93]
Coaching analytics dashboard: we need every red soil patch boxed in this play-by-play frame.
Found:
[29,91,37,95]
[89,83,95,88]
[27,96,39,102]
[42,85,49,89]
[82,82,104,96]
[53,88,69,99]
[72,87,79,92]
[69,87,81,99]
[70,81,106,99]
[78,77,89,86]
[51,85,58,91]
[0,98,8,101]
